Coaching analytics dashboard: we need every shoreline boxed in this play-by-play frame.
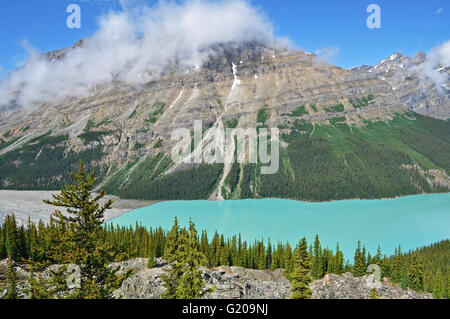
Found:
[0,190,157,225]
[0,190,448,225]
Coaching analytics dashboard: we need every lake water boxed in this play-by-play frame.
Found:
[110,193,450,259]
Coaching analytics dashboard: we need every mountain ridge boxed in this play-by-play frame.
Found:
[0,41,449,201]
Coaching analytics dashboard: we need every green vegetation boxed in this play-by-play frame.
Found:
[0,133,105,190]
[153,139,163,149]
[257,105,270,125]
[129,107,138,119]
[225,118,239,129]
[257,112,450,201]
[133,142,145,151]
[117,163,224,200]
[0,136,21,151]
[145,102,166,124]
[350,95,375,109]
[324,103,345,113]
[329,116,346,126]
[78,130,115,145]
[290,237,312,299]
[42,163,129,298]
[285,105,309,117]
[2,201,447,298]
[162,219,209,299]
[385,241,449,298]
[310,105,318,112]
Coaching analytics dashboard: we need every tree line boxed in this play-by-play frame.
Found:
[0,162,448,299]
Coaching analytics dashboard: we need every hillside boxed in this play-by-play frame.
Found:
[0,42,449,201]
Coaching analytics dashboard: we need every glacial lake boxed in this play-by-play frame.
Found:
[110,193,450,259]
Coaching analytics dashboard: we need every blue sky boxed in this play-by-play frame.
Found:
[0,0,448,77]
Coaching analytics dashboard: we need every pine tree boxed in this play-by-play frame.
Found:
[6,254,17,299]
[290,238,312,299]
[162,221,208,299]
[311,235,323,279]
[392,245,402,284]
[432,269,444,299]
[147,247,156,268]
[334,243,344,274]
[283,243,293,279]
[5,215,20,260]
[44,161,128,299]
[401,266,409,291]
[353,241,366,277]
[408,253,424,292]
[28,262,49,299]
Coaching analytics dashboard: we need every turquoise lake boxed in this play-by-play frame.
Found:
[110,193,450,259]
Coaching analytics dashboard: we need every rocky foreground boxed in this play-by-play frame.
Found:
[0,258,432,299]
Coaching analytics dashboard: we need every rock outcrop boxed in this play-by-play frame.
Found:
[0,258,433,299]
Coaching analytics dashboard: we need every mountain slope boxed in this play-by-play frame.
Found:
[0,42,449,201]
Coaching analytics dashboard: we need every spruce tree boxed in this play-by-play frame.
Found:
[391,245,402,284]
[311,235,323,279]
[147,247,156,268]
[290,238,312,299]
[6,254,17,299]
[283,243,293,279]
[408,253,424,292]
[28,262,49,299]
[5,215,20,260]
[353,241,366,277]
[162,221,208,299]
[164,217,179,260]
[44,161,128,299]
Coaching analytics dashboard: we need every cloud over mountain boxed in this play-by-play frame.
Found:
[0,0,275,107]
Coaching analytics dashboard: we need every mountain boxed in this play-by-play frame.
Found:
[351,52,450,120]
[0,42,449,201]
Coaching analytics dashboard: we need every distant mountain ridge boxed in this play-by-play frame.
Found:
[0,41,449,201]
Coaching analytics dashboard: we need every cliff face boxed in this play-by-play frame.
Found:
[0,42,448,199]
[351,52,450,120]
[0,258,433,299]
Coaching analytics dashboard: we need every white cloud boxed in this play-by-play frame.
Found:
[436,8,443,14]
[312,46,340,65]
[0,0,276,108]
[414,40,450,91]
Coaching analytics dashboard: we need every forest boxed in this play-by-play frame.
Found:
[0,214,448,298]
[0,112,448,202]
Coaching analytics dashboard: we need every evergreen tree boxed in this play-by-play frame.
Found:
[311,235,323,279]
[162,221,209,299]
[28,262,49,299]
[290,238,312,299]
[353,241,366,277]
[5,215,20,260]
[6,254,17,299]
[401,267,409,291]
[283,243,293,278]
[334,243,344,274]
[147,247,156,268]
[391,245,402,284]
[408,253,424,292]
[44,161,128,299]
